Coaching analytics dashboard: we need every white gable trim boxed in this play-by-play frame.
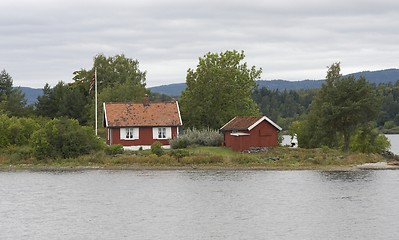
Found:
[248,116,282,131]
[176,101,183,125]
[230,132,250,136]
[219,116,237,131]
[103,102,109,128]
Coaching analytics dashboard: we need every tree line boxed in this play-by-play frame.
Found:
[0,51,395,158]
[253,76,399,132]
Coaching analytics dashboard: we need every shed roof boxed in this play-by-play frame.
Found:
[103,101,182,128]
[220,116,282,131]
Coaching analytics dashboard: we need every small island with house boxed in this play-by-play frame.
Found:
[0,52,398,170]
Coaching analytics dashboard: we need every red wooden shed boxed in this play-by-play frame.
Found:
[220,116,282,151]
[103,99,182,150]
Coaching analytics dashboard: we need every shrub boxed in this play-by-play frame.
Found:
[384,121,396,129]
[169,149,190,161]
[105,144,124,155]
[0,115,41,149]
[169,128,223,148]
[0,114,12,148]
[169,137,188,149]
[179,155,224,165]
[231,155,258,164]
[151,141,164,156]
[4,145,34,163]
[30,118,104,160]
[350,126,391,153]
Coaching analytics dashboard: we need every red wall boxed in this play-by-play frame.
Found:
[223,121,279,151]
[106,126,178,146]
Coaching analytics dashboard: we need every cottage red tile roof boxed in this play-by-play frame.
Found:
[104,101,182,127]
[220,116,282,131]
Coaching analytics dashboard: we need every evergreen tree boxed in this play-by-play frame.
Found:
[35,82,89,124]
[0,69,28,117]
[298,63,381,152]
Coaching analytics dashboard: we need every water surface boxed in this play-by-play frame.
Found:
[1,170,399,239]
[386,134,399,154]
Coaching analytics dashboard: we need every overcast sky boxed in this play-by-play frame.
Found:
[2,0,399,88]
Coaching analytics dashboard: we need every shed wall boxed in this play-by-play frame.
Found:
[223,121,279,151]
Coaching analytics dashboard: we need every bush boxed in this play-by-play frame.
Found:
[179,155,223,165]
[169,137,188,149]
[231,155,258,164]
[384,121,396,129]
[169,128,223,148]
[0,114,11,148]
[0,115,41,149]
[151,141,164,156]
[169,149,190,161]
[350,126,391,153]
[4,145,33,163]
[105,144,124,155]
[30,118,104,160]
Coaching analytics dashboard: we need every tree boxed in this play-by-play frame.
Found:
[30,118,104,160]
[298,63,381,152]
[180,50,261,129]
[0,69,28,117]
[252,87,317,129]
[35,82,89,124]
[36,54,147,126]
[376,83,399,128]
[72,53,146,93]
[0,69,13,95]
[72,54,147,126]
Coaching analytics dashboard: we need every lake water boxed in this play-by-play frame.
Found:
[1,170,399,239]
[386,134,399,154]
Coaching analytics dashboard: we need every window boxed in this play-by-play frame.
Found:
[158,127,166,139]
[152,127,172,139]
[126,128,134,139]
[120,128,139,140]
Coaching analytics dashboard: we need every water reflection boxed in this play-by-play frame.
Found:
[319,170,375,182]
[183,170,256,182]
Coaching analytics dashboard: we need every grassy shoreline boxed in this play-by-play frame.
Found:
[1,146,397,171]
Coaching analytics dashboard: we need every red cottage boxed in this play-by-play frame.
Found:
[103,99,182,150]
[220,116,282,151]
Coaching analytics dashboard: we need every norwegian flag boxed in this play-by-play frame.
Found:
[89,73,95,93]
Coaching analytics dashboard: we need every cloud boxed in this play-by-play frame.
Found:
[1,0,399,88]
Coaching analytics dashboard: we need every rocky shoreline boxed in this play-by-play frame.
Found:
[2,162,399,172]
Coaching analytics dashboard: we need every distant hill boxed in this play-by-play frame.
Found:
[19,69,399,102]
[149,68,399,96]
[18,87,43,105]
[255,79,323,91]
[348,69,399,85]
[148,83,187,96]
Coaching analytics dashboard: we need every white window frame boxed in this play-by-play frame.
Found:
[152,127,172,139]
[120,127,139,140]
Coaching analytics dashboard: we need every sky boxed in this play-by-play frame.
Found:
[2,0,399,88]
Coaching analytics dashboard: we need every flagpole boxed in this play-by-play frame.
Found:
[95,67,98,136]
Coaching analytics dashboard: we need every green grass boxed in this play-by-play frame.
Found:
[186,146,237,157]
[0,146,388,170]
